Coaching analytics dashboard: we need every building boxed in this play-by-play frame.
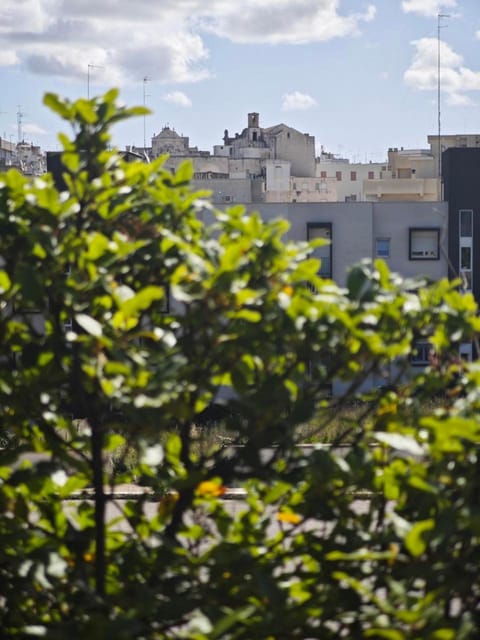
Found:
[364,148,439,202]
[130,112,321,205]
[443,147,480,301]
[0,137,16,171]
[316,151,386,202]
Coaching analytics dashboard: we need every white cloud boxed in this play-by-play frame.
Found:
[162,91,192,108]
[404,37,480,105]
[0,51,19,65]
[282,91,317,111]
[23,122,49,135]
[194,1,376,45]
[0,1,377,85]
[401,0,457,17]
[446,93,475,106]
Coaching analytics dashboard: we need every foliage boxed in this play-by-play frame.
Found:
[0,89,479,638]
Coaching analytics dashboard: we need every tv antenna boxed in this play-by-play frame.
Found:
[87,63,104,99]
[143,76,151,150]
[17,105,25,143]
[437,13,450,187]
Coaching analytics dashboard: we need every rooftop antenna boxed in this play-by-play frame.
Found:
[17,105,24,143]
[437,12,450,189]
[143,76,151,150]
[87,63,104,99]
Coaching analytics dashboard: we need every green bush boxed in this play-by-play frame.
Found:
[0,90,479,638]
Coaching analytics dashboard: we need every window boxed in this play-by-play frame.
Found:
[459,342,473,362]
[398,168,412,179]
[409,228,440,260]
[461,246,472,270]
[376,238,390,258]
[350,171,357,181]
[320,171,327,178]
[460,209,472,237]
[345,195,357,202]
[336,171,342,181]
[368,171,374,180]
[410,341,433,366]
[307,223,332,278]
[459,209,473,291]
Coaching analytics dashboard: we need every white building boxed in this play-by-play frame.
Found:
[316,151,386,202]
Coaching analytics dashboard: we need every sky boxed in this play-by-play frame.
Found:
[0,0,479,163]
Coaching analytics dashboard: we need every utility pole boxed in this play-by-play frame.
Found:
[143,76,151,151]
[437,12,450,190]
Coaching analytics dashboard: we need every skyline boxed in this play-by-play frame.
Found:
[0,1,479,162]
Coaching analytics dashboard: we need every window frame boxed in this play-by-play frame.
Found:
[408,227,440,261]
[410,340,433,367]
[459,209,473,291]
[307,222,332,279]
[375,237,391,259]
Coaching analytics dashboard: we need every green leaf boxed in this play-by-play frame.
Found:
[0,270,11,293]
[43,93,72,119]
[75,99,98,124]
[365,630,405,639]
[165,433,182,464]
[405,519,434,557]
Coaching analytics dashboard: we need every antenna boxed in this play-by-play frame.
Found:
[17,105,24,143]
[437,12,450,190]
[143,75,151,150]
[87,63,104,99]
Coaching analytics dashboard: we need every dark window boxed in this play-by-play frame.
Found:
[460,209,473,237]
[410,341,433,366]
[461,246,472,270]
[307,223,332,279]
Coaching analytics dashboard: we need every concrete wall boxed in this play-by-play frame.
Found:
[372,201,448,281]
[192,178,253,204]
[265,160,290,192]
[266,128,316,178]
[248,202,374,287]
[199,200,448,285]
[316,159,386,202]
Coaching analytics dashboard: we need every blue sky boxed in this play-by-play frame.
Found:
[0,0,479,162]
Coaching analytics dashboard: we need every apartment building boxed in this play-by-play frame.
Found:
[315,152,386,202]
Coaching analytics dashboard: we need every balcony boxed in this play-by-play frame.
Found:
[363,177,440,201]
